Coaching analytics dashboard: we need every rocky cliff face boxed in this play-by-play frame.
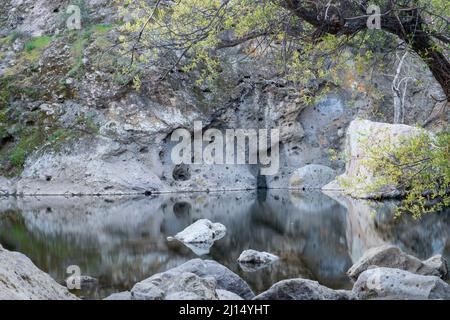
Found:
[0,0,448,195]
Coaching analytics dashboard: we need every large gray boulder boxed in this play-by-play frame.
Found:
[132,259,254,300]
[353,267,450,300]
[348,245,448,280]
[132,271,218,300]
[254,279,353,300]
[0,245,78,300]
[289,165,336,190]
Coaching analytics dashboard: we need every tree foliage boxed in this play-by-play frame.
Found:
[116,0,449,99]
[361,130,450,218]
[116,0,449,216]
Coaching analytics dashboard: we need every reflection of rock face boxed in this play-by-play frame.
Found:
[0,191,449,299]
[325,191,450,265]
[324,120,431,199]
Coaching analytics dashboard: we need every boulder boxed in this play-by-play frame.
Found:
[0,245,78,300]
[103,291,132,300]
[132,259,254,300]
[254,279,353,300]
[352,267,450,300]
[173,219,226,244]
[323,120,430,198]
[289,165,336,190]
[169,219,226,255]
[131,272,218,300]
[238,249,279,272]
[348,245,448,280]
[423,255,448,279]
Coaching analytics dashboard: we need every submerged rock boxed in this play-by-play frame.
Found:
[348,245,448,280]
[289,165,336,190]
[254,278,353,300]
[65,275,99,291]
[238,249,279,272]
[132,272,218,300]
[170,219,226,255]
[0,245,78,300]
[352,267,450,300]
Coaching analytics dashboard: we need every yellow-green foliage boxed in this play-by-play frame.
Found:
[361,131,450,218]
[115,0,391,100]
[117,0,285,88]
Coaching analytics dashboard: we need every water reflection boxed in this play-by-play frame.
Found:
[0,190,448,299]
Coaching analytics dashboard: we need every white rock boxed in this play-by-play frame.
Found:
[174,219,226,244]
[131,272,218,300]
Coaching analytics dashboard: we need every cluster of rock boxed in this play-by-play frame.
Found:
[103,244,449,301]
[0,243,449,300]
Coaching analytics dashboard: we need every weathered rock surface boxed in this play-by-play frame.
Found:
[173,219,227,244]
[348,245,448,280]
[352,267,450,300]
[1,0,448,196]
[132,272,218,300]
[254,279,353,300]
[289,165,336,190]
[0,245,78,300]
[238,249,279,272]
[423,255,449,279]
[323,120,431,199]
[132,259,254,300]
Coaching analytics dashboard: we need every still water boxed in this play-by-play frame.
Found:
[0,190,449,299]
